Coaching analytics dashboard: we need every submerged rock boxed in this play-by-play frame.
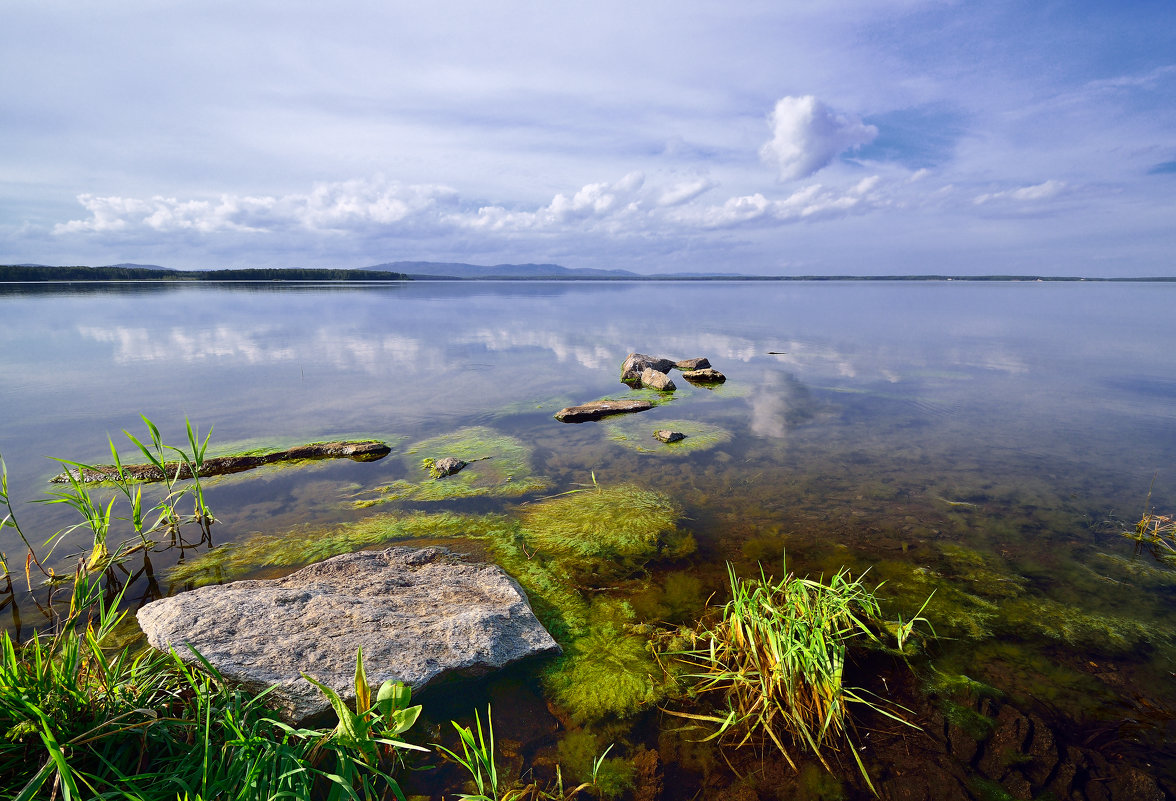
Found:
[620,353,676,383]
[681,368,726,384]
[50,440,392,483]
[653,430,686,444]
[555,399,653,423]
[674,357,711,371]
[138,546,560,723]
[640,367,676,392]
[424,456,468,477]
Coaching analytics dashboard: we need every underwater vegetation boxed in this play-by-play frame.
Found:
[601,417,734,456]
[517,484,695,586]
[168,511,516,586]
[353,426,548,506]
[1125,509,1176,565]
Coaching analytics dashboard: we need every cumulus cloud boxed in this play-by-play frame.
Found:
[672,175,882,228]
[760,96,878,181]
[973,179,1066,205]
[55,179,459,236]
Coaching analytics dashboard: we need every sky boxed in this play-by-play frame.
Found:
[2,0,1174,276]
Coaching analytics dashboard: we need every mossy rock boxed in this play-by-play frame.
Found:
[602,417,733,455]
[518,484,694,584]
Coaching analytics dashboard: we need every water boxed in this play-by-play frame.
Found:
[2,280,1175,795]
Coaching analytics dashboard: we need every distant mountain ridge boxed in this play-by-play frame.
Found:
[363,261,641,279]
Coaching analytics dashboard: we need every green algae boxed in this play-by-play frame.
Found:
[601,417,733,455]
[517,484,694,585]
[556,730,637,800]
[543,618,668,723]
[352,426,548,507]
[168,511,515,586]
[628,571,708,625]
[1000,596,1156,656]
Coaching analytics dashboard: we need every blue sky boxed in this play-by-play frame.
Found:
[2,0,1174,275]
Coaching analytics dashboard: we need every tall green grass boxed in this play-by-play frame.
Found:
[671,562,921,795]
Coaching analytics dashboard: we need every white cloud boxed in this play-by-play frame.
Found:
[673,175,882,229]
[759,96,878,181]
[973,179,1066,205]
[55,179,459,236]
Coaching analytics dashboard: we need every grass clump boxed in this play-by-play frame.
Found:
[671,562,918,794]
[602,417,733,455]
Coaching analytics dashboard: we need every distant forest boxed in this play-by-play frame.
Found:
[0,265,411,282]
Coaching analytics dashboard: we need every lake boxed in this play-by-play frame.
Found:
[2,280,1174,798]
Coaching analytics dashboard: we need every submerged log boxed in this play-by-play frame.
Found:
[49,440,392,483]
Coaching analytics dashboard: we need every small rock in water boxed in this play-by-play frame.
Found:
[640,367,676,391]
[675,357,711,371]
[425,456,467,477]
[681,368,726,384]
[621,353,676,383]
[653,430,686,444]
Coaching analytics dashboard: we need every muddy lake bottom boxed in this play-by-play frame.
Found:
[1,281,1175,799]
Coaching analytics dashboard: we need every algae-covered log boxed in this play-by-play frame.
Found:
[50,440,392,483]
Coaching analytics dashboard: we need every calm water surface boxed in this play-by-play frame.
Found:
[2,280,1175,790]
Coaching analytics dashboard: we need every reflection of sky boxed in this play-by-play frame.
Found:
[3,281,1175,463]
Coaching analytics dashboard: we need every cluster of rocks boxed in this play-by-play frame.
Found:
[555,352,727,427]
[619,353,726,391]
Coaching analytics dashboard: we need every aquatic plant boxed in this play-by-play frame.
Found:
[518,484,693,585]
[1125,509,1176,564]
[556,730,635,800]
[671,563,917,794]
[601,417,733,456]
[543,620,668,723]
[437,706,611,800]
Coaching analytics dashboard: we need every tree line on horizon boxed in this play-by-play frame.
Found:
[0,265,411,282]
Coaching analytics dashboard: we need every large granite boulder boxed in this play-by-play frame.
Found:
[620,353,676,383]
[137,547,560,723]
[555,399,653,422]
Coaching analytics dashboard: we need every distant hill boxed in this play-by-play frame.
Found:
[364,261,641,279]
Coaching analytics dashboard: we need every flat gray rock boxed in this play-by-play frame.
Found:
[653,430,686,443]
[555,398,653,422]
[681,368,726,384]
[674,357,711,371]
[137,547,560,723]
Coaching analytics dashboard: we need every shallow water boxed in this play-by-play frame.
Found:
[2,280,1175,795]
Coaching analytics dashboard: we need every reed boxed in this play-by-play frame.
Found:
[671,562,918,795]
[1125,510,1176,564]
